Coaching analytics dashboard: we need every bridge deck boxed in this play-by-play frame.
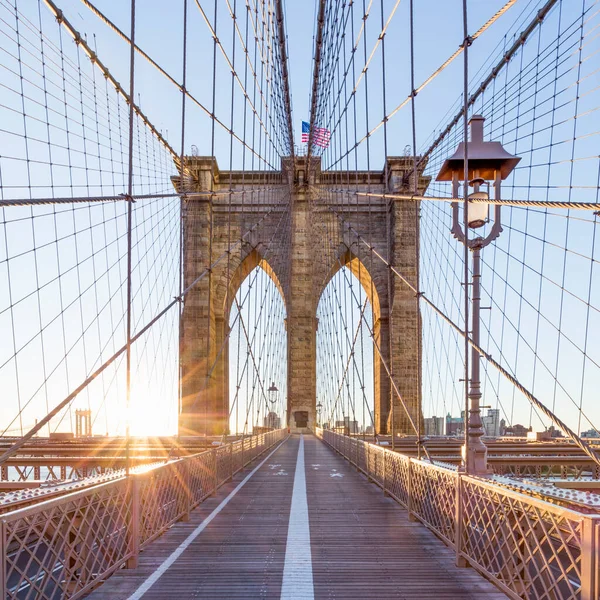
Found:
[89,435,507,599]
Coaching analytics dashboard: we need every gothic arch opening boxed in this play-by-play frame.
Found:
[223,248,286,318]
[316,252,382,435]
[226,249,287,435]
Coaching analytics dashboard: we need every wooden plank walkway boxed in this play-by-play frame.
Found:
[88,435,507,599]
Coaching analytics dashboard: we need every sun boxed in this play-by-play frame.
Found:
[127,392,177,437]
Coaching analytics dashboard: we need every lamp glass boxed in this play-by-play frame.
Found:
[467,191,490,229]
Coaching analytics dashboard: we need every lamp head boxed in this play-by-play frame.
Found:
[435,115,521,182]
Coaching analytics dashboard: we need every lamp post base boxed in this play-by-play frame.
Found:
[460,442,493,477]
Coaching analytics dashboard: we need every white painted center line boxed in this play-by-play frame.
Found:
[125,440,286,600]
[281,435,315,600]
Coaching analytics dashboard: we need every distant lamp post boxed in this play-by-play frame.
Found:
[316,401,323,427]
[436,114,520,476]
[267,382,278,419]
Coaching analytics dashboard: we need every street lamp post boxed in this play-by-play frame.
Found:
[267,382,278,429]
[436,115,520,476]
[316,401,323,427]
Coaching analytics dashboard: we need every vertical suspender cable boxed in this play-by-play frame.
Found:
[221,0,238,441]
[206,0,218,439]
[381,0,395,450]
[461,0,470,473]
[307,0,326,178]
[360,0,375,445]
[125,0,137,477]
[178,0,188,431]
[409,0,422,459]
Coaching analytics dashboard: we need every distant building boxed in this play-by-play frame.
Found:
[527,428,565,441]
[528,430,551,441]
[582,429,600,438]
[482,409,501,437]
[504,423,531,437]
[446,412,464,436]
[424,416,445,436]
[263,411,281,430]
[365,425,374,435]
[74,409,92,438]
[546,425,564,438]
[335,417,359,434]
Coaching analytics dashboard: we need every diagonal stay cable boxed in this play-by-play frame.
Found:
[325,290,372,432]
[232,295,272,420]
[318,0,401,155]
[328,205,600,470]
[0,196,287,465]
[190,0,280,153]
[413,0,560,178]
[75,0,280,168]
[325,0,519,170]
[333,257,435,463]
[43,0,178,159]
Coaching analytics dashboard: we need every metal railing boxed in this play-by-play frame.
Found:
[317,428,599,600]
[0,429,287,599]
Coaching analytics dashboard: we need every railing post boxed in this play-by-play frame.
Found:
[383,449,389,496]
[407,459,416,521]
[229,443,234,482]
[241,436,245,469]
[180,462,191,522]
[1,520,6,597]
[127,476,140,568]
[212,448,218,495]
[454,474,467,567]
[581,516,598,600]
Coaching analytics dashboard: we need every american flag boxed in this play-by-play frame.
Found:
[301,121,330,148]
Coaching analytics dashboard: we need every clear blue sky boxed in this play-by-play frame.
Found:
[1,0,598,438]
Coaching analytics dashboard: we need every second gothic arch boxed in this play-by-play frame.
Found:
[319,248,381,326]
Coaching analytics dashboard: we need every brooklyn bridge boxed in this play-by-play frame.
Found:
[0,0,599,598]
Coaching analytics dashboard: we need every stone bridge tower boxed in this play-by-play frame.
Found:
[173,156,429,436]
